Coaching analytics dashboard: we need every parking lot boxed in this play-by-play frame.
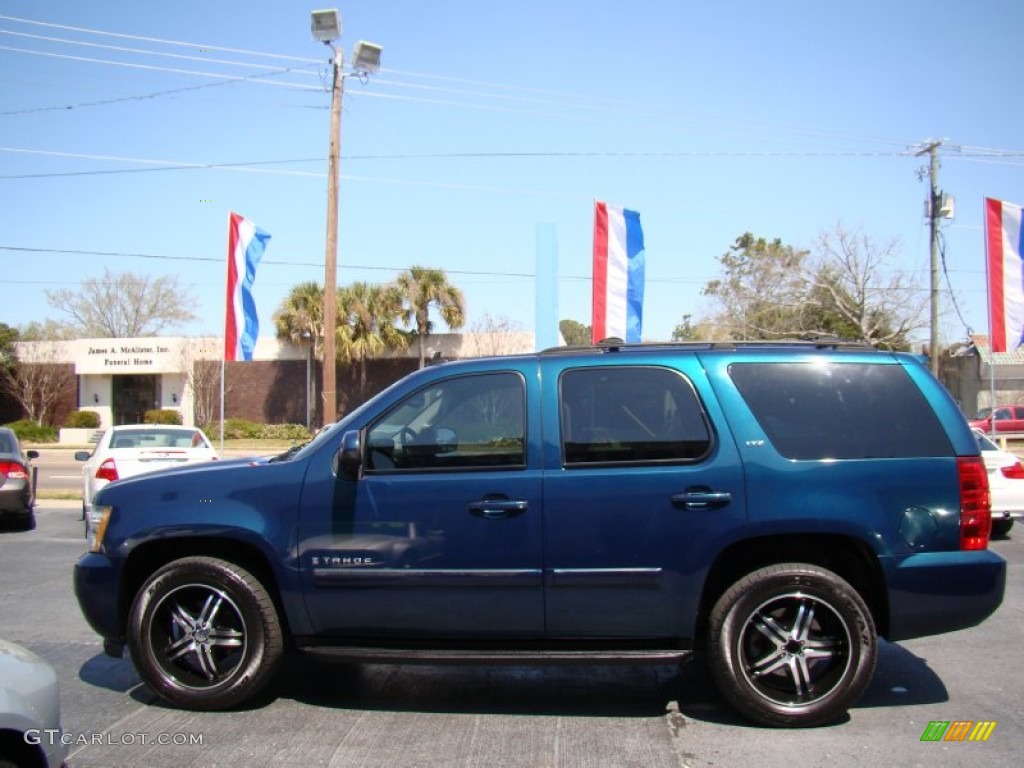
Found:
[1,494,1020,767]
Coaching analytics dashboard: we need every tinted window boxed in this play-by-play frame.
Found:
[729,362,952,460]
[366,372,525,471]
[560,366,711,465]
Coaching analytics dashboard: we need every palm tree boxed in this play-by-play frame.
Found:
[395,266,466,368]
[273,281,324,356]
[337,282,409,396]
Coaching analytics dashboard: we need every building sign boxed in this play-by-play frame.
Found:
[74,339,187,375]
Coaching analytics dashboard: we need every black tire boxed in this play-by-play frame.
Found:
[991,518,1014,538]
[707,563,877,727]
[127,556,283,710]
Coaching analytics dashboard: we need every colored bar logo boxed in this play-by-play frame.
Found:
[920,721,997,742]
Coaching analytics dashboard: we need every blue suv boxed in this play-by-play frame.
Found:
[74,341,1006,727]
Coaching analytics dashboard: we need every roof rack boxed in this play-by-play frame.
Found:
[539,338,876,355]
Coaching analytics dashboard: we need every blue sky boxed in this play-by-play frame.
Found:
[2,0,1022,346]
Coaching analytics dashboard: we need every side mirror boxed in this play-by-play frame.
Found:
[26,449,39,461]
[74,451,91,462]
[338,430,362,480]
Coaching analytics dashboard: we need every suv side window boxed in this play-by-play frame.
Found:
[366,371,526,471]
[729,362,952,460]
[560,366,711,465]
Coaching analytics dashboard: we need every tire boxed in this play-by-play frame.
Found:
[18,510,35,532]
[991,518,1014,538]
[707,563,877,727]
[127,556,283,710]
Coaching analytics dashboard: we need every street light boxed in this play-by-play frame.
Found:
[310,8,382,425]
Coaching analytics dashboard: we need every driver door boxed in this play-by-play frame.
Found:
[299,366,546,639]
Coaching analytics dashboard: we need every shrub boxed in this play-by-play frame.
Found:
[260,423,312,441]
[4,420,58,443]
[144,409,182,425]
[64,410,101,428]
[201,420,311,441]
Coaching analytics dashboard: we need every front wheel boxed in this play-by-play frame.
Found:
[127,556,283,710]
[708,563,877,727]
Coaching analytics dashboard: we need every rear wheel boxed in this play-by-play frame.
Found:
[991,518,1014,538]
[708,563,877,727]
[127,556,283,710]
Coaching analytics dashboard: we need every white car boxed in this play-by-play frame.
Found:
[76,425,218,537]
[973,428,1024,537]
[0,637,68,768]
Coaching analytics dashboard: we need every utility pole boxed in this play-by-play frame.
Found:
[322,47,343,425]
[916,140,942,376]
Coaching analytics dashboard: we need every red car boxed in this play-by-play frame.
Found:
[969,405,1024,433]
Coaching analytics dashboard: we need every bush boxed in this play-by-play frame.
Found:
[144,409,182,425]
[4,420,57,443]
[64,410,101,428]
[202,420,311,441]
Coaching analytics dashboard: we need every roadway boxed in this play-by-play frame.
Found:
[1,499,1020,767]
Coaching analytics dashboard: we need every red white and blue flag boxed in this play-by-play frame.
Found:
[592,201,645,343]
[224,211,271,361]
[986,197,1024,353]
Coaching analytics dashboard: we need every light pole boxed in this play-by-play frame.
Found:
[310,9,382,424]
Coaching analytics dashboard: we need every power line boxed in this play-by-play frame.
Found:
[0,45,322,91]
[0,62,320,116]
[0,14,319,62]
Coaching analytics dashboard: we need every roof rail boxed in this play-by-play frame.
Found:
[539,338,875,355]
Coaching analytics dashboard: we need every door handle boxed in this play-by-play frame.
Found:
[671,490,732,510]
[468,498,528,519]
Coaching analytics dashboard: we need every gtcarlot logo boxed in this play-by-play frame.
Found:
[25,729,204,747]
[920,721,997,742]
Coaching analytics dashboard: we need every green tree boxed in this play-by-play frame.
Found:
[702,233,812,340]
[273,281,325,356]
[559,319,591,346]
[46,267,198,336]
[396,266,466,368]
[0,323,16,379]
[337,282,409,396]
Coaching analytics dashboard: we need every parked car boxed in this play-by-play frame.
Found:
[75,425,218,540]
[0,637,68,768]
[973,428,1024,537]
[0,427,39,530]
[968,404,1024,433]
[74,340,1006,728]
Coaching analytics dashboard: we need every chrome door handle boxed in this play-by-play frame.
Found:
[671,490,732,510]
[467,499,528,519]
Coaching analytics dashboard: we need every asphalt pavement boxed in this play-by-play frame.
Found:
[1,503,1020,768]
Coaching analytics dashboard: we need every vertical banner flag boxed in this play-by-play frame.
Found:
[225,212,271,361]
[985,197,1024,353]
[592,201,645,343]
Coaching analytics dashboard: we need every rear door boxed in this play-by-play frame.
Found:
[540,357,747,639]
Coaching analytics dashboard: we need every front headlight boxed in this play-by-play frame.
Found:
[88,505,113,553]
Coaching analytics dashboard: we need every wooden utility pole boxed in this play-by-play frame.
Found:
[322,48,344,425]
[916,140,942,376]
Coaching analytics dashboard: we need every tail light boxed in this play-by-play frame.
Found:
[1001,461,1024,479]
[0,461,28,479]
[958,456,991,550]
[95,458,119,483]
